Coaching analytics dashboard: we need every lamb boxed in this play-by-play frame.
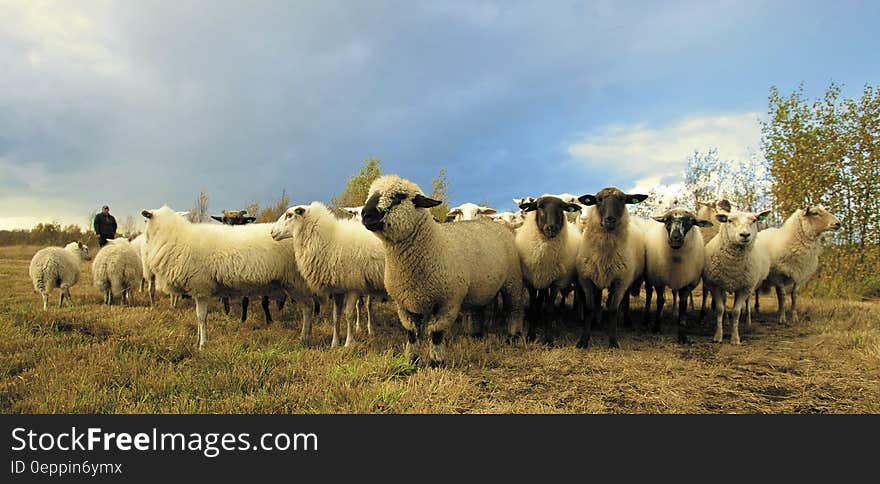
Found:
[362,175,524,366]
[270,202,385,347]
[141,206,315,349]
[28,241,92,309]
[445,202,497,222]
[92,238,143,305]
[574,187,648,348]
[755,207,840,323]
[702,209,772,345]
[643,208,711,343]
[514,196,582,342]
[696,199,732,318]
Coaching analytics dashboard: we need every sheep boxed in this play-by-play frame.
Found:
[211,209,281,325]
[92,238,143,305]
[702,209,772,345]
[28,241,92,310]
[489,211,524,229]
[514,196,582,342]
[696,199,732,318]
[341,206,364,221]
[270,201,385,347]
[755,207,841,323]
[445,202,497,222]
[574,187,648,348]
[643,208,711,343]
[362,175,524,366]
[141,206,315,349]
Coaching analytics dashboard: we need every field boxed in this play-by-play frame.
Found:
[1,245,878,414]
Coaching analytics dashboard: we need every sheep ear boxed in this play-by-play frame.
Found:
[695,219,713,228]
[756,210,771,222]
[141,210,153,219]
[444,210,459,222]
[478,207,497,215]
[565,203,582,213]
[715,213,728,223]
[519,201,537,212]
[717,200,732,212]
[803,206,816,216]
[625,194,649,204]
[245,217,257,224]
[210,216,223,223]
[413,194,442,209]
[578,194,597,206]
[652,215,667,223]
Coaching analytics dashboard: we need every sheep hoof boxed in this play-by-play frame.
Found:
[730,337,741,346]
[677,334,690,345]
[608,339,620,349]
[576,338,590,349]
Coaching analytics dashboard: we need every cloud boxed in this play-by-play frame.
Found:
[567,112,763,186]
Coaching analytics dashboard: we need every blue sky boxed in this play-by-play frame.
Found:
[1,0,877,229]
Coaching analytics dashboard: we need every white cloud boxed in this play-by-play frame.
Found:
[568,112,763,184]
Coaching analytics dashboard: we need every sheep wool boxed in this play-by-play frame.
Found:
[516,212,580,291]
[29,241,91,310]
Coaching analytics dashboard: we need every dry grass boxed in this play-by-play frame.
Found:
[1,245,877,414]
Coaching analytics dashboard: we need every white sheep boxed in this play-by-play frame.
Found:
[643,208,711,342]
[92,238,143,305]
[489,211,523,229]
[28,241,92,310]
[755,207,840,323]
[575,187,648,348]
[270,202,385,347]
[695,199,732,318]
[141,206,315,349]
[514,196,582,342]
[341,206,364,221]
[445,202,497,222]
[362,175,524,366]
[703,209,771,345]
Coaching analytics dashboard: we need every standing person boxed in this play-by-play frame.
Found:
[93,205,117,247]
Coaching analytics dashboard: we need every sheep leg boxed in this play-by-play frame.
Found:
[426,304,461,367]
[730,291,748,345]
[64,288,73,307]
[343,293,358,347]
[712,288,726,343]
[621,289,632,327]
[330,294,344,347]
[606,283,626,349]
[365,295,373,336]
[677,288,690,344]
[744,296,752,330]
[42,293,49,311]
[688,291,695,312]
[222,296,230,315]
[525,288,538,341]
[527,288,547,342]
[59,290,65,308]
[500,279,525,341]
[299,299,314,343]
[241,297,249,323]
[699,280,708,322]
[195,297,209,350]
[775,285,786,324]
[754,288,761,313]
[643,284,653,327]
[261,296,272,325]
[671,291,678,316]
[546,286,560,343]
[577,279,598,348]
[355,296,362,333]
[790,284,799,323]
[277,297,286,311]
[397,307,421,365]
[148,275,155,307]
[653,285,665,334]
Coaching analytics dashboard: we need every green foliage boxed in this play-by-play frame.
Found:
[331,158,382,208]
[0,222,98,247]
[428,167,450,222]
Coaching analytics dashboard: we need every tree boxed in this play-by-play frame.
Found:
[190,191,210,223]
[257,189,290,223]
[428,167,450,222]
[331,158,382,208]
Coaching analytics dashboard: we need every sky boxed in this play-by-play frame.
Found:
[1,0,878,230]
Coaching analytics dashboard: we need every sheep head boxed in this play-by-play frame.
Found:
[362,175,441,242]
[715,210,770,247]
[271,205,310,241]
[800,206,841,237]
[445,202,497,222]
[652,208,711,250]
[519,196,581,239]
[578,187,648,232]
[211,209,256,225]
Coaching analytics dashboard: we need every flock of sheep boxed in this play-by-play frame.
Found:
[27,174,841,366]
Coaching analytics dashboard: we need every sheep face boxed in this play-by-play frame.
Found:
[801,206,841,236]
[578,187,648,232]
[445,203,497,222]
[211,209,256,225]
[520,196,580,239]
[716,210,770,247]
[270,205,309,241]
[652,208,711,249]
[78,242,92,261]
[362,175,441,242]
